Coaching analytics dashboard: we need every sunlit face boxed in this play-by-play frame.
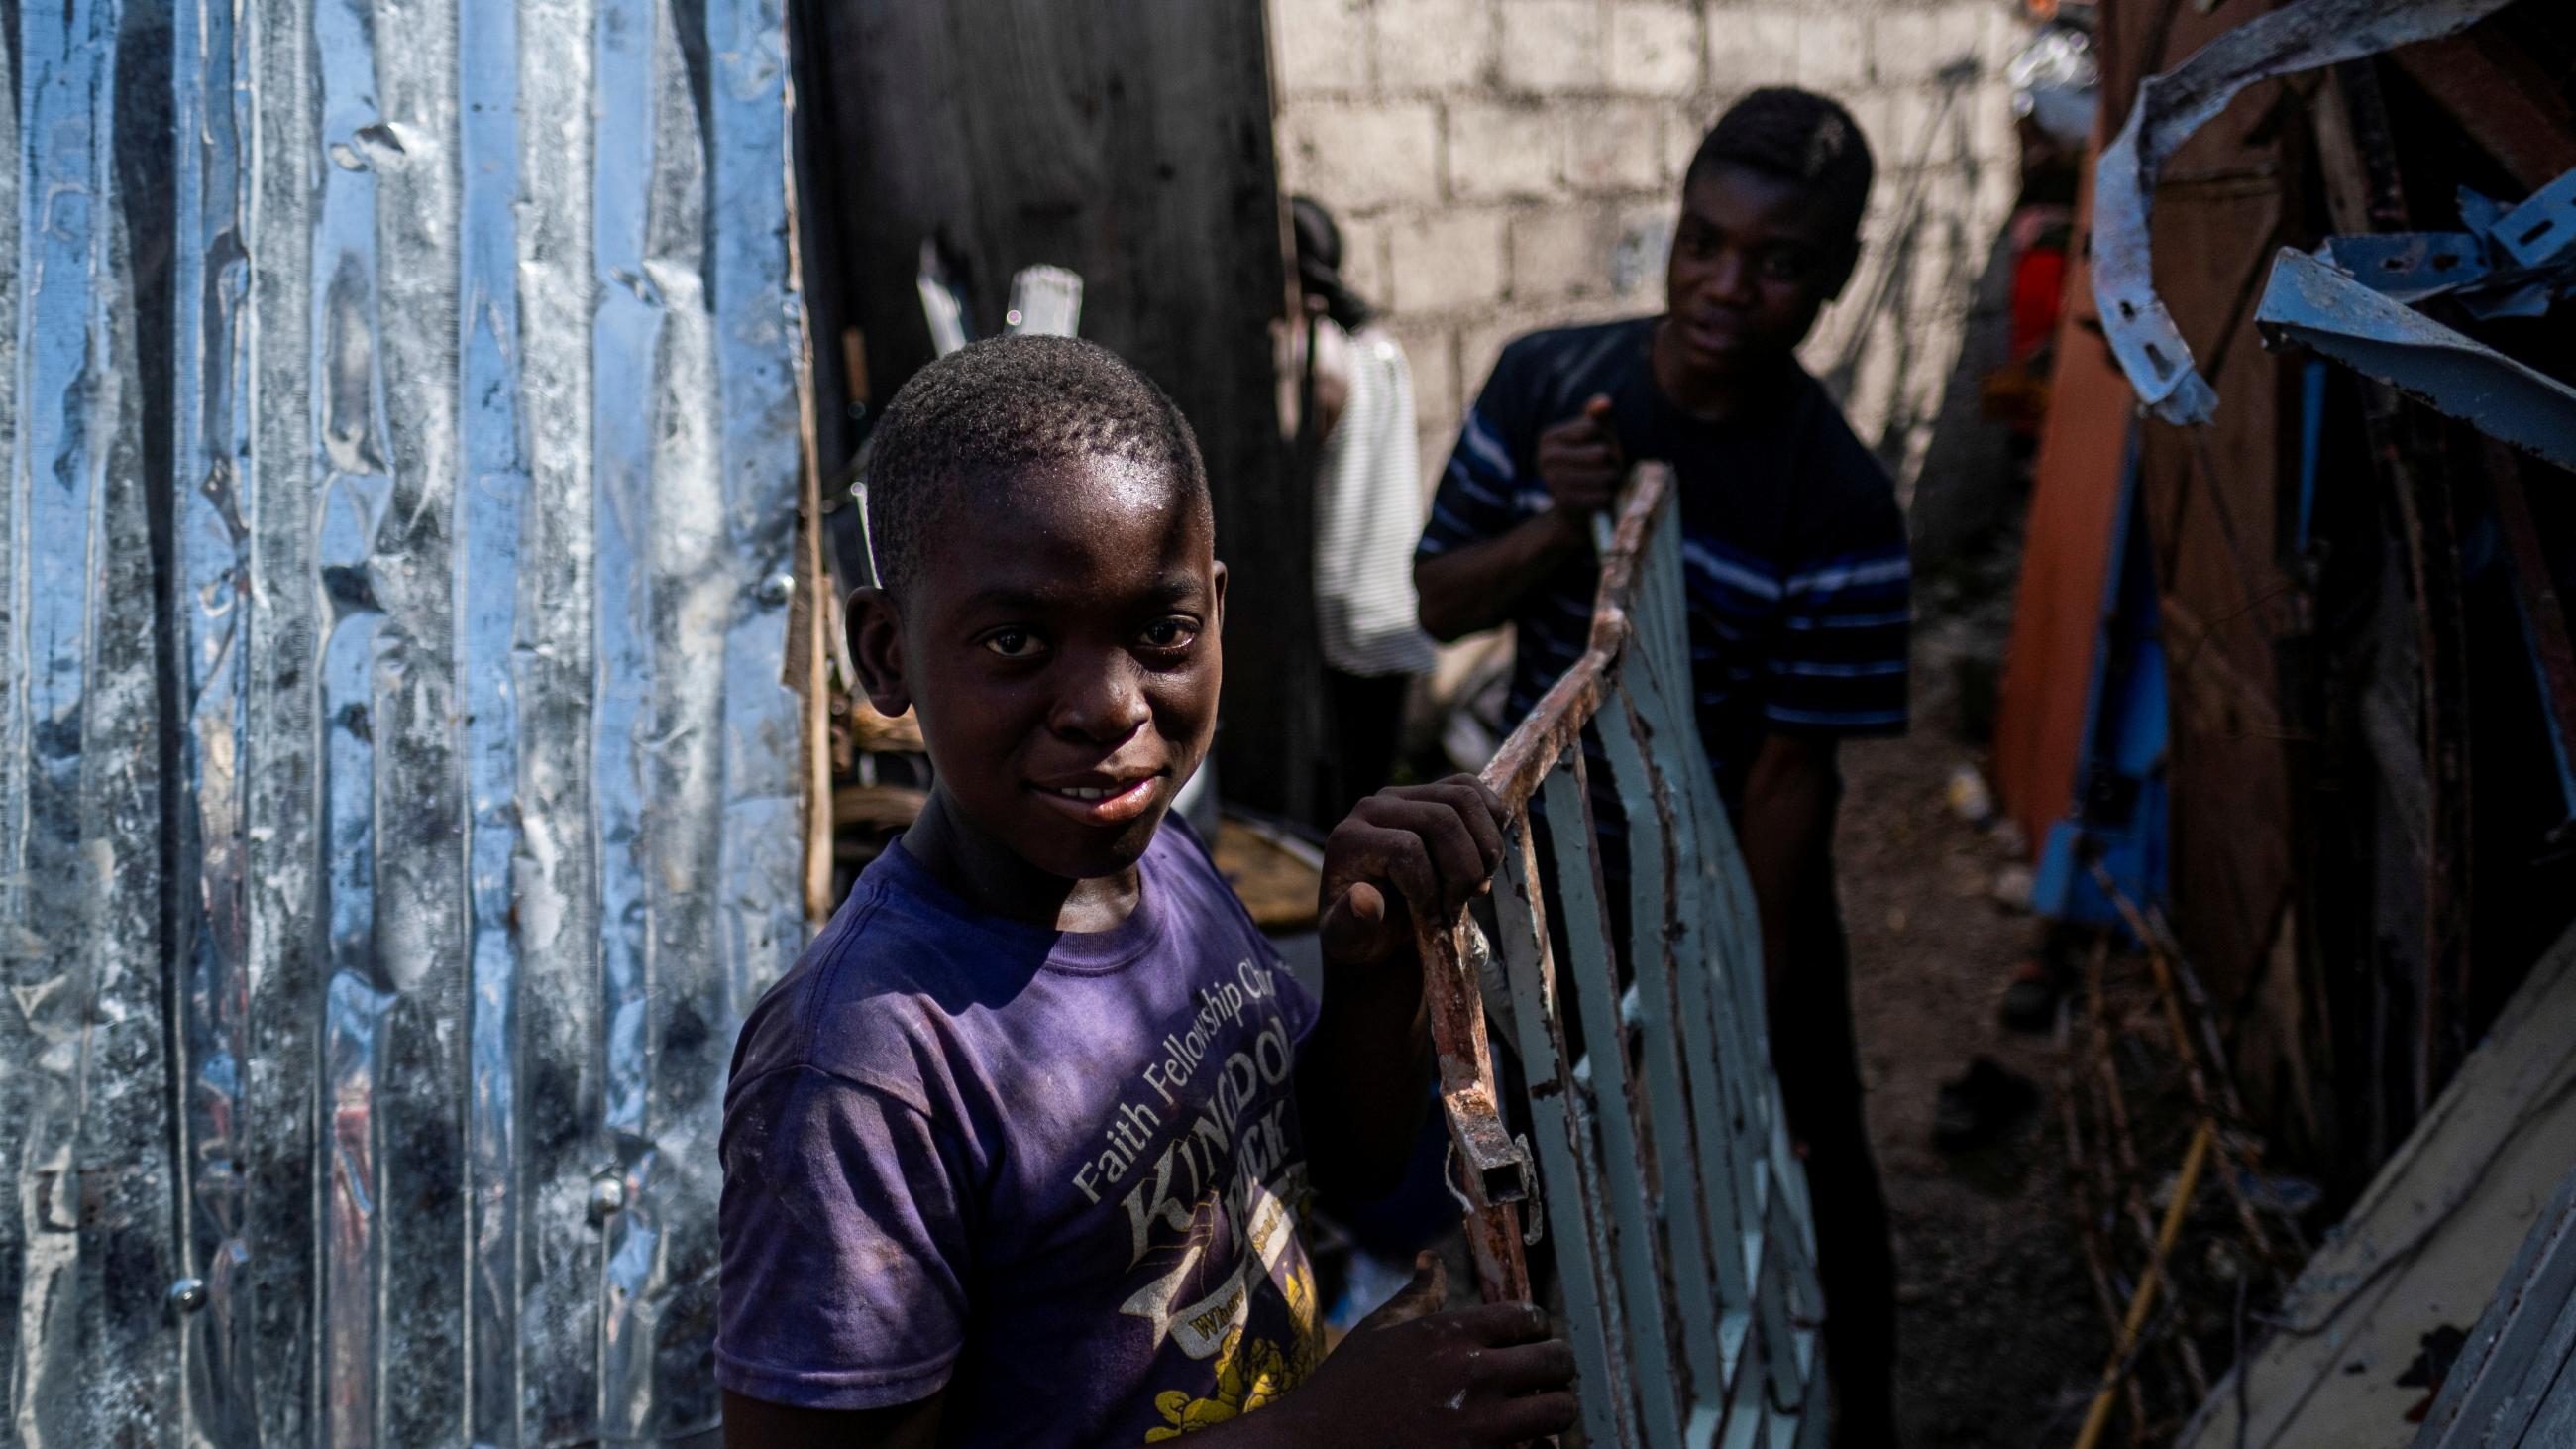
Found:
[1664,162,1857,385]
[869,456,1225,881]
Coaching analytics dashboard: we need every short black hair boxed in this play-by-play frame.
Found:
[1291,195,1374,332]
[862,335,1210,601]
[1684,87,1874,246]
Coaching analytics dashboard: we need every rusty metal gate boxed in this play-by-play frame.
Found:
[0,0,810,1440]
[1423,464,1828,1449]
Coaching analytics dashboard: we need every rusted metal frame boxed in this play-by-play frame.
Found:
[2482,440,2576,842]
[1759,1102,1825,1411]
[2387,421,2476,1103]
[1634,504,1772,1165]
[1625,508,1780,1402]
[1415,468,1676,1314]
[1415,904,1533,1304]
[2410,1161,2576,1448]
[1593,670,1730,1413]
[1618,596,1759,1325]
[1550,756,1692,1445]
[1481,469,1675,816]
[1493,826,1641,1449]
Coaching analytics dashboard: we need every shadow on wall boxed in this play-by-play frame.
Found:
[1810,57,2021,567]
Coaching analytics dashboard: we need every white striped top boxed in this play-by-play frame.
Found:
[1313,323,1439,677]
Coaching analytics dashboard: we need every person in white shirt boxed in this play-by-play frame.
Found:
[1289,196,1439,807]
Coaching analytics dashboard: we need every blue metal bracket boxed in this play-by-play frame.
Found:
[2255,247,2576,472]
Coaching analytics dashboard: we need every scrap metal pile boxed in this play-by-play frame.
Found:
[2054,0,2576,1442]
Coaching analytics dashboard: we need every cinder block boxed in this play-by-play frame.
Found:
[1389,207,1511,314]
[1278,103,1443,211]
[1666,97,1715,181]
[1500,0,1605,94]
[1981,4,2035,70]
[1793,12,1869,93]
[1562,99,1666,194]
[1608,198,1677,302]
[1873,9,1968,86]
[1384,318,1461,431]
[1607,2,1703,96]
[1878,86,1941,166]
[1704,8,1802,95]
[1269,0,1372,94]
[1508,206,1606,302]
[1377,0,1496,92]
[1335,213,1394,312]
[1966,73,2018,165]
[1448,102,1563,203]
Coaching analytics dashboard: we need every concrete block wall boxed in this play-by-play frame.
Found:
[1270,0,2033,556]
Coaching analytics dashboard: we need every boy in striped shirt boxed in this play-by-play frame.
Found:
[1414,87,1908,1444]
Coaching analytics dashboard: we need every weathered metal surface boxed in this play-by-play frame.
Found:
[1422,462,1823,1445]
[2178,926,2576,1449]
[0,0,808,1440]
[2255,248,2576,470]
[2091,0,2513,423]
[2413,1161,2576,1448]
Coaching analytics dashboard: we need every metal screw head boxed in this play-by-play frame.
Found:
[168,1278,209,1314]
[589,1173,627,1222]
[757,572,796,609]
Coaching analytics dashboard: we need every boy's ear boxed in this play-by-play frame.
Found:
[845,586,913,719]
[1210,559,1229,637]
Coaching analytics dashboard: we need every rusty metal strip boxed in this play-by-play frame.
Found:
[1618,608,1760,1376]
[1416,906,1532,1304]
[1420,456,1821,1441]
[1594,677,1729,1407]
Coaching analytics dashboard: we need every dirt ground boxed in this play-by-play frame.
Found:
[1834,589,2111,1446]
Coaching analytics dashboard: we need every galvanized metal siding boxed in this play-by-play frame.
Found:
[0,0,808,1439]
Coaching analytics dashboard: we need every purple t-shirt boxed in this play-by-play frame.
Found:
[716,823,1324,1446]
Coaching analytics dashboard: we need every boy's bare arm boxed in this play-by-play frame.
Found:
[1415,395,1621,640]
[718,1256,1574,1449]
[1738,732,1838,1008]
[1298,777,1509,1197]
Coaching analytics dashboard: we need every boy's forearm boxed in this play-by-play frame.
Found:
[1296,959,1432,1198]
[1739,734,1839,1008]
[1415,510,1584,641]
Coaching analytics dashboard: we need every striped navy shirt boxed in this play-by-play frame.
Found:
[1417,317,1910,812]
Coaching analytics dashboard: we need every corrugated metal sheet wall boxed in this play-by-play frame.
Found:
[0,0,810,1439]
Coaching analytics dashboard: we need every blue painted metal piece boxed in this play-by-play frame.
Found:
[2319,232,2490,302]
[2257,247,2576,471]
[2494,166,2576,272]
[2032,443,2173,930]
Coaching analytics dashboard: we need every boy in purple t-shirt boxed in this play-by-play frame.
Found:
[716,336,1577,1448]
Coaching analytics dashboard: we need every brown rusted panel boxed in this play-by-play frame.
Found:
[2110,0,2308,1003]
[1992,145,2137,856]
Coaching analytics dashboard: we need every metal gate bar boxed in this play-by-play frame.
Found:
[1420,463,1827,1446]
